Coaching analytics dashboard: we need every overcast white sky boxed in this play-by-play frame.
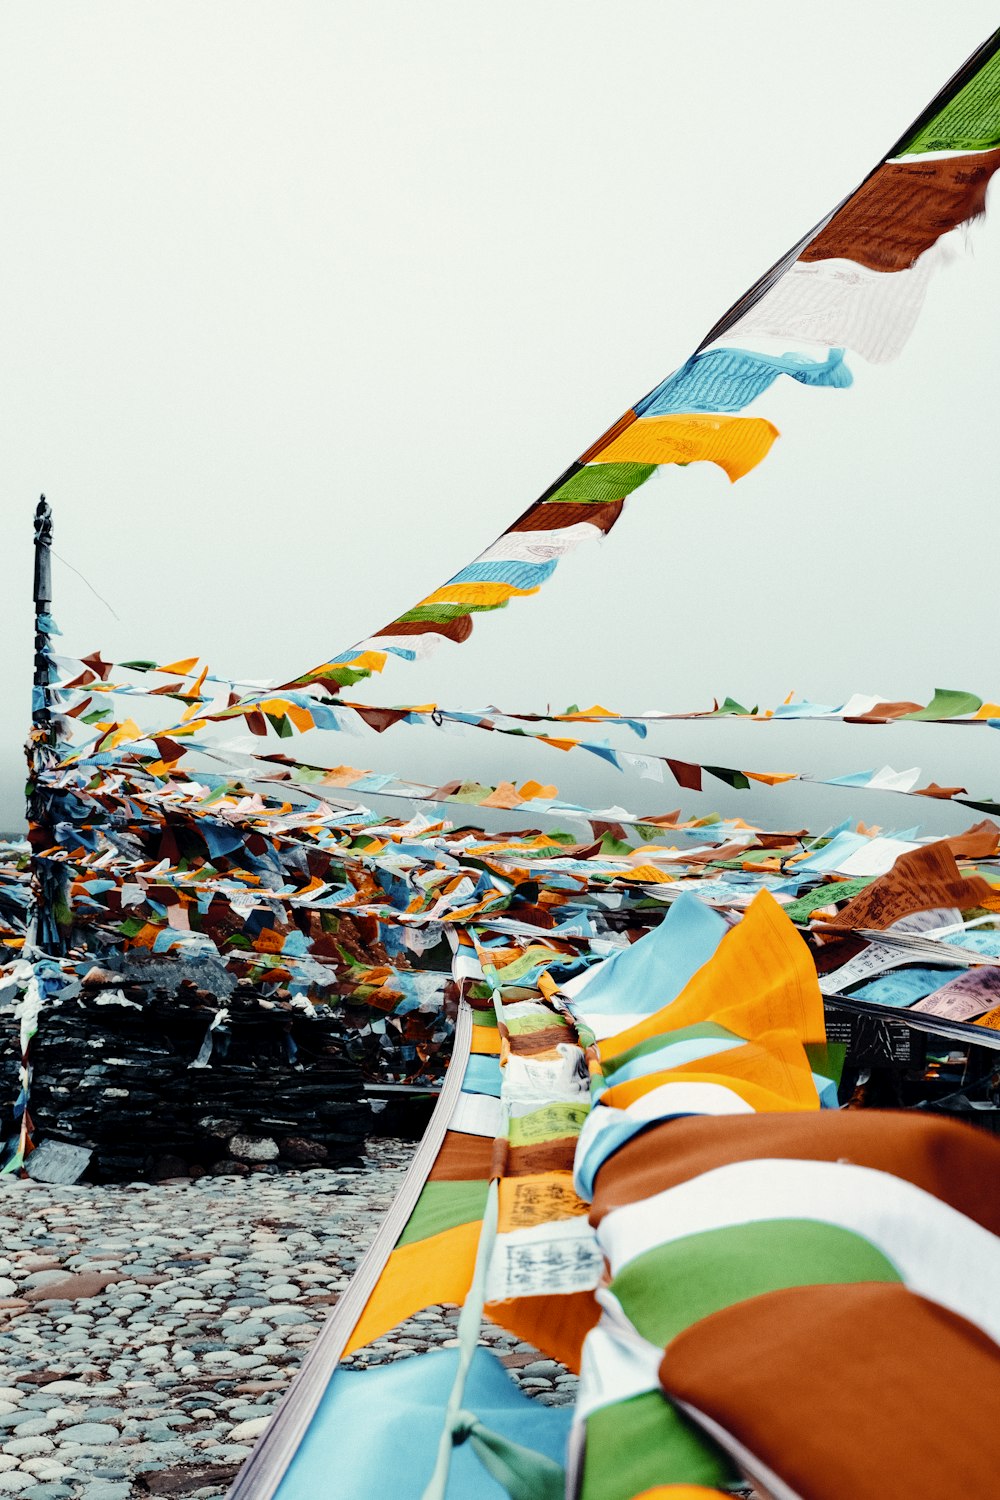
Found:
[2,4,999,833]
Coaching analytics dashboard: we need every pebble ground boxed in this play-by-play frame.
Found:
[0,1139,576,1500]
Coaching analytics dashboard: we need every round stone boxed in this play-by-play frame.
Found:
[6,1418,57,1438]
[229,1415,271,1442]
[54,1425,118,1445]
[2,1438,55,1457]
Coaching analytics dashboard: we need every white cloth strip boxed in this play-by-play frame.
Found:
[484,1216,603,1302]
[599,1158,1000,1346]
[449,1090,503,1138]
[474,522,604,565]
[726,242,947,365]
[573,1307,663,1424]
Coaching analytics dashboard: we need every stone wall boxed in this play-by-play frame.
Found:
[4,963,372,1182]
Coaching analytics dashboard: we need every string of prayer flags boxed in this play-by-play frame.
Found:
[47,650,1000,733]
[56,700,1000,828]
[47,652,1000,733]
[252,36,1000,698]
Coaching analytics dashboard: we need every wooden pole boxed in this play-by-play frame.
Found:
[32,495,53,741]
[26,495,62,953]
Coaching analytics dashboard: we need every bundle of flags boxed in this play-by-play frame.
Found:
[569,894,1000,1499]
[236,889,1000,1499]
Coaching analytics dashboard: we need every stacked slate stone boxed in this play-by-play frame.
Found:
[14,951,371,1183]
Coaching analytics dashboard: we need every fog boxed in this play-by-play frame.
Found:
[2,4,998,835]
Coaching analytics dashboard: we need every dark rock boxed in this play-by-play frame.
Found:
[278,1136,328,1164]
[134,1464,241,1496]
[153,1155,189,1180]
[196,1117,240,1140]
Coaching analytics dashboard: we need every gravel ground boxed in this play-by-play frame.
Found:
[0,1139,576,1500]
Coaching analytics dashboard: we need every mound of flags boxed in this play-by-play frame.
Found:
[570,895,1000,1497]
[234,888,1000,1499]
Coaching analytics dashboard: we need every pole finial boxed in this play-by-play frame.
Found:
[33,495,52,608]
